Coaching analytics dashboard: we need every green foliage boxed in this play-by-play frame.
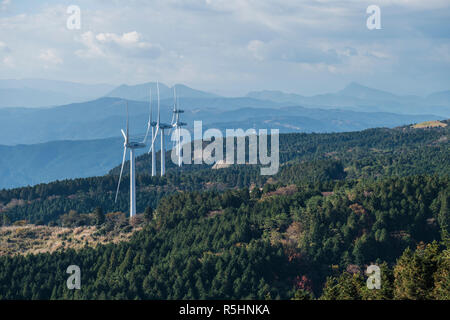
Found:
[143,206,153,223]
[321,243,448,300]
[1,124,448,225]
[94,207,105,226]
[0,174,448,299]
[292,289,313,300]
[0,125,448,299]
[321,272,364,300]
[433,248,450,300]
[394,242,441,300]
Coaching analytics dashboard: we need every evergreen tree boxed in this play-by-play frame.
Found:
[144,206,153,223]
[394,242,440,299]
[94,207,105,226]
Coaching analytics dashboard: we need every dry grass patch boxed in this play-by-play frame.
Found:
[0,224,142,256]
[262,185,298,200]
[412,120,447,129]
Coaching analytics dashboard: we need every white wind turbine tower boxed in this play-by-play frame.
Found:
[115,101,145,218]
[171,86,186,167]
[148,82,172,176]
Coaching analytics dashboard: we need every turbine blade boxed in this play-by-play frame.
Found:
[115,146,127,203]
[157,81,160,125]
[143,88,152,143]
[143,125,150,144]
[149,88,152,124]
[148,126,159,153]
[121,129,126,140]
[173,86,177,112]
[126,101,129,141]
[171,87,176,125]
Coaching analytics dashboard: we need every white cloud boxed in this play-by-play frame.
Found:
[3,56,14,67]
[76,31,162,59]
[38,49,63,65]
[1,0,11,11]
[0,0,448,95]
[0,41,12,67]
[364,0,449,9]
[0,41,10,52]
[312,0,449,9]
[247,40,265,61]
[75,31,105,58]
[96,31,140,45]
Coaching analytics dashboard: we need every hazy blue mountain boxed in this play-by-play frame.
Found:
[246,90,304,104]
[0,88,79,108]
[0,101,444,189]
[247,82,450,117]
[0,97,442,146]
[0,79,114,97]
[0,137,150,189]
[337,82,399,100]
[204,107,443,133]
[0,78,114,107]
[0,97,284,145]
[167,96,282,110]
[106,82,219,101]
[427,90,450,105]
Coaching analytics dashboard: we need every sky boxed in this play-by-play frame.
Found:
[0,0,449,96]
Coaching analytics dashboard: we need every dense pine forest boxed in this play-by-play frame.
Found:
[0,121,449,299]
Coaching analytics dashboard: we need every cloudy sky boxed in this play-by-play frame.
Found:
[0,0,449,96]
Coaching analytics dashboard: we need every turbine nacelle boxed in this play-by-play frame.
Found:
[159,123,173,130]
[127,141,146,149]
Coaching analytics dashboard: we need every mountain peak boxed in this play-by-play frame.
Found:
[344,81,367,90]
[339,82,397,100]
[106,82,218,101]
[246,90,304,104]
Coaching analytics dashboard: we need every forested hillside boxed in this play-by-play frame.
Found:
[0,175,448,299]
[0,121,448,299]
[1,121,448,225]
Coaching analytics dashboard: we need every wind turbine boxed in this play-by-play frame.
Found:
[171,86,186,167]
[148,81,171,176]
[115,101,145,218]
[144,88,158,176]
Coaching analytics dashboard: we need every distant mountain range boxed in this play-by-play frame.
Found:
[1,79,449,118]
[0,137,141,189]
[0,96,442,145]
[247,82,450,117]
[0,97,282,145]
[0,99,445,189]
[0,116,448,190]
[0,79,221,108]
[106,82,219,101]
[0,79,448,189]
[0,79,114,108]
[105,81,450,117]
